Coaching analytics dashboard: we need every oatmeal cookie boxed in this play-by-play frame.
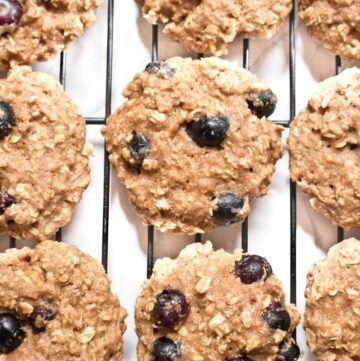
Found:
[288,67,360,230]
[0,0,102,71]
[0,66,91,241]
[102,57,283,235]
[0,240,127,360]
[136,0,292,56]
[304,238,360,361]
[298,0,360,59]
[135,241,300,361]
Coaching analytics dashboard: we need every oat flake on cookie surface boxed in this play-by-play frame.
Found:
[136,0,292,56]
[0,0,103,71]
[0,66,91,241]
[288,67,360,230]
[298,0,360,59]
[135,241,300,361]
[0,240,127,360]
[102,57,283,235]
[304,238,360,361]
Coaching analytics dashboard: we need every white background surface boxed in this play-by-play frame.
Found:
[1,1,360,360]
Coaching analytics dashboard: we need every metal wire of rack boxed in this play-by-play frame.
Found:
[6,1,346,348]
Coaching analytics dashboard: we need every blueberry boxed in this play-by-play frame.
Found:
[0,0,22,26]
[0,101,16,139]
[145,61,174,78]
[127,132,150,168]
[247,89,277,118]
[262,301,291,332]
[0,313,25,353]
[276,338,300,361]
[234,255,272,284]
[225,356,254,361]
[0,191,16,215]
[29,306,56,333]
[153,289,190,328]
[152,337,181,361]
[186,115,229,147]
[213,193,244,225]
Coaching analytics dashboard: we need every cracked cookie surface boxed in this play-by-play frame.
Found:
[304,238,360,361]
[0,66,91,241]
[0,240,127,360]
[288,67,360,230]
[298,0,360,59]
[0,0,102,71]
[137,0,292,56]
[102,57,283,235]
[135,241,300,361]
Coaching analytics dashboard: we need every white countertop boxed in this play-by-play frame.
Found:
[1,1,360,360]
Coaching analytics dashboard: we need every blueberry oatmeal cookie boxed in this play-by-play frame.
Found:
[298,0,360,59]
[0,66,91,241]
[135,241,300,361]
[0,0,102,71]
[0,240,127,360]
[288,67,360,230]
[102,57,283,235]
[136,0,292,56]
[304,238,360,361]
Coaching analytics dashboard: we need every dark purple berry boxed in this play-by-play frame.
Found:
[262,301,291,332]
[186,115,229,147]
[226,355,254,361]
[0,191,16,215]
[0,101,16,139]
[247,89,277,118]
[234,255,272,284]
[0,0,22,26]
[213,192,244,226]
[0,313,25,353]
[276,338,300,361]
[152,337,181,361]
[29,306,56,333]
[153,289,190,328]
[145,61,174,78]
[127,132,150,169]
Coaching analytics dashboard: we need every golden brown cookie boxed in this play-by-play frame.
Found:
[135,241,300,361]
[288,67,360,230]
[0,0,102,71]
[304,238,360,361]
[298,0,360,59]
[136,0,292,56]
[0,66,91,241]
[0,240,127,360]
[102,57,283,235]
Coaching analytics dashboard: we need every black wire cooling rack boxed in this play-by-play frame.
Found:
[8,0,345,341]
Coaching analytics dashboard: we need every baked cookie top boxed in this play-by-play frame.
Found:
[136,241,300,361]
[288,67,360,230]
[102,57,283,235]
[136,0,292,56]
[304,238,360,361]
[0,0,102,71]
[0,66,91,241]
[0,240,127,360]
[298,0,360,59]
